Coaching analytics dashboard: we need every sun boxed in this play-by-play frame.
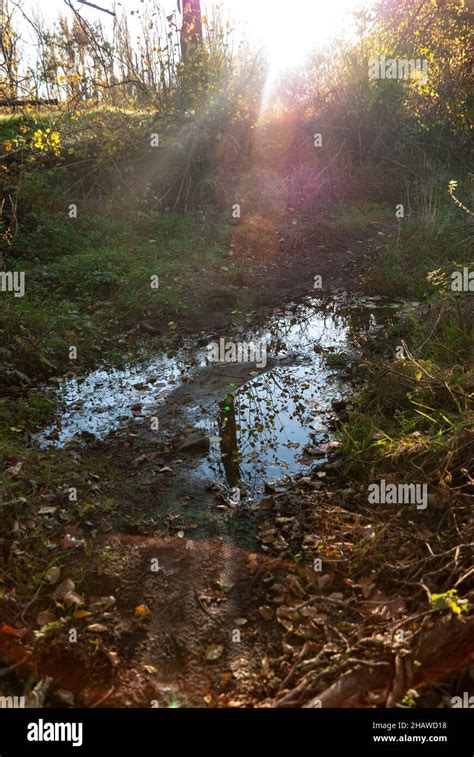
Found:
[222,0,364,71]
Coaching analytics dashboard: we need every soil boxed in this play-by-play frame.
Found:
[159,215,395,334]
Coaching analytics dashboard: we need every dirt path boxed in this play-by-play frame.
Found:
[175,214,396,334]
[1,217,413,708]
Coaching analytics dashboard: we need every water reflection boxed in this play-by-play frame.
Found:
[36,293,405,497]
[199,294,404,496]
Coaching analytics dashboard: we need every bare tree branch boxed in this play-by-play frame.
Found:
[65,0,115,16]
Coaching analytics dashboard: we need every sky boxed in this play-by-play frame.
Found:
[13,0,368,71]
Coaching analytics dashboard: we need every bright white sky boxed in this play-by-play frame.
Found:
[15,0,368,71]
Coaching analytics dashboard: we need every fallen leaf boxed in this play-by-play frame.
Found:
[361,525,376,541]
[6,461,22,477]
[0,624,29,638]
[62,534,86,549]
[73,610,93,619]
[258,605,274,621]
[64,592,83,607]
[205,644,224,661]
[86,623,108,633]
[95,595,116,609]
[44,566,61,585]
[52,578,75,600]
[36,611,55,626]
[158,466,176,476]
[134,604,151,619]
[362,590,406,620]
[132,453,147,467]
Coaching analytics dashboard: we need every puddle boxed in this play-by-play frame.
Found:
[36,293,405,498]
[37,345,201,447]
[194,294,403,497]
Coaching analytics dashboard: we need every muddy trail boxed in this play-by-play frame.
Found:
[2,289,410,708]
[2,220,471,710]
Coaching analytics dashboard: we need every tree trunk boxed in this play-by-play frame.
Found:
[179,0,202,59]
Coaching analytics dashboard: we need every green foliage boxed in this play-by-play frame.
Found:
[430,589,469,616]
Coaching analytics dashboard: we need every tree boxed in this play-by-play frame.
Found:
[0,0,19,102]
[178,0,202,59]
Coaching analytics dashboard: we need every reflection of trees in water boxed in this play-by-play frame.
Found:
[265,299,346,356]
[217,393,241,488]
[237,369,307,448]
[208,296,398,492]
[265,295,392,355]
[214,367,317,492]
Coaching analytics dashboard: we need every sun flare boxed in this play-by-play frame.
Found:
[224,0,364,70]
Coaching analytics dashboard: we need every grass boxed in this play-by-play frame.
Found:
[327,201,394,234]
[339,292,473,490]
[0,209,233,393]
[336,174,473,490]
[369,175,473,298]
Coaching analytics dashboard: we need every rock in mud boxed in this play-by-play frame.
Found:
[176,434,210,455]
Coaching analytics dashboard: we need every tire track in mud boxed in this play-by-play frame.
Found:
[0,535,295,707]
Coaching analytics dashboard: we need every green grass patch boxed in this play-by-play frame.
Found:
[339,297,473,491]
[0,209,232,389]
[326,201,394,234]
[369,179,473,298]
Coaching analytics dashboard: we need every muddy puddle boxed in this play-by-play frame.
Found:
[37,293,405,501]
[13,293,412,707]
